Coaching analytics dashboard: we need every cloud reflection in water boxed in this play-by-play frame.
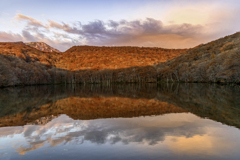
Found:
[1,112,240,159]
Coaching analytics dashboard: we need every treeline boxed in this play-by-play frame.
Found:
[0,55,159,87]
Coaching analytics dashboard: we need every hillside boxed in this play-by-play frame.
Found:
[156,32,240,83]
[25,42,60,53]
[0,42,63,87]
[58,46,187,70]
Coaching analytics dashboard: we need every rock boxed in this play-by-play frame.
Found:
[25,42,60,53]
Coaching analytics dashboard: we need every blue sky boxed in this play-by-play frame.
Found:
[0,0,240,51]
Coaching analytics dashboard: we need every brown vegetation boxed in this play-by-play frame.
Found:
[60,46,186,70]
[156,32,240,83]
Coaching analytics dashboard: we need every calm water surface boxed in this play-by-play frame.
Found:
[0,84,240,160]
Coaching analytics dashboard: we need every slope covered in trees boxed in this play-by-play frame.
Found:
[0,42,67,87]
[156,32,240,83]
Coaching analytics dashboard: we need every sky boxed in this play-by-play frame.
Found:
[0,0,240,51]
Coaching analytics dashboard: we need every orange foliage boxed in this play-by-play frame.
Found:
[57,46,187,71]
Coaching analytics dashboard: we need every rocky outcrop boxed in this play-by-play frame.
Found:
[25,42,60,53]
[26,115,58,125]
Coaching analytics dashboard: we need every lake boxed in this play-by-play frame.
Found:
[0,83,240,160]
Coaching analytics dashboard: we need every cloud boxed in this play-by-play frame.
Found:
[62,18,203,38]
[0,31,23,42]
[22,30,37,41]
[9,14,206,51]
[48,20,74,33]
[48,18,203,48]
[15,13,45,28]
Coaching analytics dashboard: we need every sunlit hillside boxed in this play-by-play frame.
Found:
[58,46,187,70]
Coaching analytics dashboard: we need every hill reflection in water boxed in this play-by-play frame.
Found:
[0,84,240,160]
[0,83,240,128]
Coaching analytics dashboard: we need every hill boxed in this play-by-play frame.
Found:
[156,32,240,83]
[0,42,62,87]
[58,46,187,70]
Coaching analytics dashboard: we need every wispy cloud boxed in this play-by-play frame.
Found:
[15,14,45,28]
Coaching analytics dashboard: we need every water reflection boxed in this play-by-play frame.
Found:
[0,84,240,128]
[1,114,240,159]
[0,84,240,159]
